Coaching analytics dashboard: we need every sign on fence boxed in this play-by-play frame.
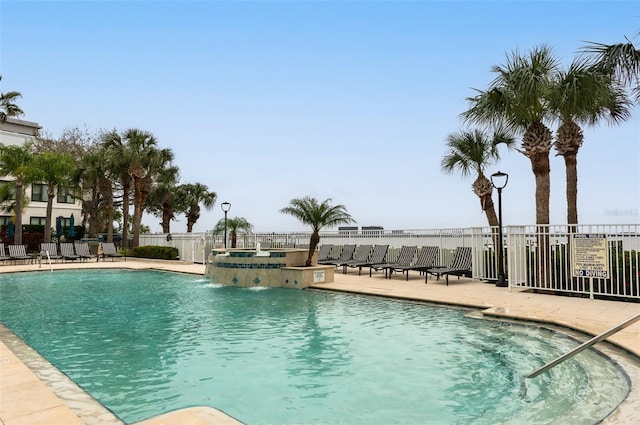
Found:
[571,234,610,279]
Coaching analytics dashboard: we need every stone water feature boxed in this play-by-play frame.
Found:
[204,246,334,288]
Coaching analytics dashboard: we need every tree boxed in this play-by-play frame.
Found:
[549,59,631,225]
[30,151,76,242]
[146,165,181,233]
[123,128,174,248]
[280,196,354,266]
[178,183,217,232]
[0,76,23,122]
[463,45,559,226]
[213,216,253,248]
[103,130,133,245]
[441,128,515,227]
[74,143,114,238]
[581,32,640,103]
[0,143,34,244]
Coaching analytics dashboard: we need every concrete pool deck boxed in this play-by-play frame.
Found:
[1,258,639,424]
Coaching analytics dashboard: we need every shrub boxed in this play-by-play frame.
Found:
[132,245,179,260]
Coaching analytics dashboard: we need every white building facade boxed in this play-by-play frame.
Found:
[0,117,83,229]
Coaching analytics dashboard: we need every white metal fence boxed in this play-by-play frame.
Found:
[139,224,639,300]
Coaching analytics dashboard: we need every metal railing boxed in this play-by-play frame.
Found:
[139,224,639,300]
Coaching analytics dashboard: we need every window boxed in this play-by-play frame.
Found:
[0,216,12,226]
[57,188,75,204]
[31,184,48,202]
[0,180,16,200]
[30,217,47,226]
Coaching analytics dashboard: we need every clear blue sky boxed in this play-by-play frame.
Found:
[1,1,638,233]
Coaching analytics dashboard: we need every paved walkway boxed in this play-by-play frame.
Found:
[1,259,639,424]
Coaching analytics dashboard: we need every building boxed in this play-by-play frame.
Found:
[0,117,82,229]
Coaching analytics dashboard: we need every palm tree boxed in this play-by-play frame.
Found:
[146,165,180,233]
[549,59,631,225]
[123,128,174,248]
[581,32,640,103]
[178,183,217,232]
[103,130,133,246]
[463,45,559,226]
[30,151,76,242]
[74,143,113,238]
[213,217,253,248]
[0,143,34,244]
[441,128,515,227]
[0,76,24,122]
[280,196,354,266]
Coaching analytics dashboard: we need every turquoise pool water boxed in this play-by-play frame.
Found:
[0,270,630,424]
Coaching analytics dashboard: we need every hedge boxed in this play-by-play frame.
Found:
[132,245,179,260]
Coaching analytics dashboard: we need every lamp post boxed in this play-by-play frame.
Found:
[491,171,508,287]
[221,201,231,249]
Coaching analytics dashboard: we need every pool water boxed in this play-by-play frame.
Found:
[0,270,630,424]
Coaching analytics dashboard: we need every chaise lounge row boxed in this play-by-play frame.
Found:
[318,244,472,285]
[0,242,125,265]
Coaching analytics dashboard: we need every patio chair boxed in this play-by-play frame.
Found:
[316,244,334,263]
[40,243,63,263]
[102,242,125,261]
[320,244,356,266]
[8,244,33,264]
[0,243,10,263]
[426,246,473,285]
[369,245,417,278]
[60,243,80,262]
[397,246,440,281]
[75,241,97,262]
[335,244,372,273]
[342,245,389,275]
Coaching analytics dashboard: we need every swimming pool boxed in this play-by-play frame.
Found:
[0,269,631,424]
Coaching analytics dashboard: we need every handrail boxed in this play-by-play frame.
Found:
[526,312,640,379]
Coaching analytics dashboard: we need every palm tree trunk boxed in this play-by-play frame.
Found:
[121,182,130,248]
[530,151,551,287]
[565,153,578,226]
[45,185,55,242]
[14,181,23,245]
[307,231,320,266]
[231,230,237,248]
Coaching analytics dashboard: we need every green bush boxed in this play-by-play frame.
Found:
[132,245,179,260]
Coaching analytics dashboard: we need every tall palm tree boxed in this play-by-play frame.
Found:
[0,76,24,122]
[103,130,134,246]
[30,151,76,242]
[178,183,217,232]
[123,128,174,248]
[213,216,253,248]
[146,165,181,233]
[0,143,34,244]
[441,128,515,227]
[549,59,631,225]
[74,143,113,238]
[581,32,640,103]
[463,45,559,226]
[280,196,354,266]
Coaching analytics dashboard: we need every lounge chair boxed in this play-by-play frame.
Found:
[316,244,334,263]
[397,246,440,281]
[369,245,417,278]
[60,243,80,262]
[426,246,473,285]
[0,243,11,263]
[320,244,356,266]
[75,241,97,262]
[8,244,33,264]
[102,242,125,261]
[342,245,389,275]
[40,243,63,263]
[336,244,372,273]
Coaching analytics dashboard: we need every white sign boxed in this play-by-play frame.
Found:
[313,270,326,283]
[571,234,610,278]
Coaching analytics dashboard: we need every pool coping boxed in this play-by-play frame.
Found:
[1,259,639,424]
